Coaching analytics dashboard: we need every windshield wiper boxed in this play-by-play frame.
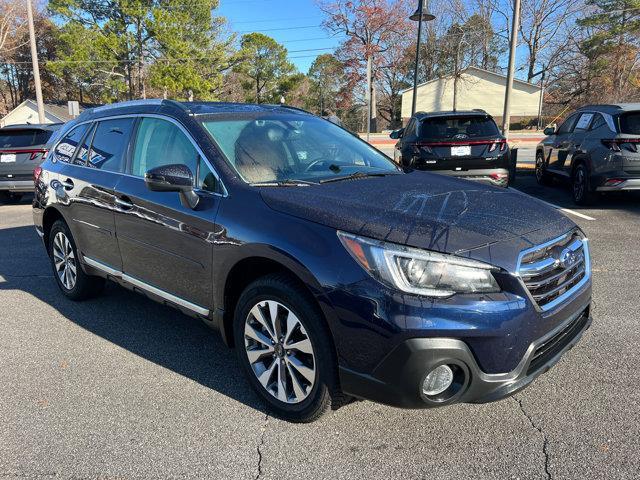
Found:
[250,179,317,187]
[319,171,395,184]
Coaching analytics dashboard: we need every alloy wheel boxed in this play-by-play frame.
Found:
[573,167,585,201]
[244,300,316,404]
[52,232,77,290]
[535,155,544,182]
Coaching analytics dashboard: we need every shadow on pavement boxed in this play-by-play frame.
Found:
[0,223,267,414]
[513,171,640,215]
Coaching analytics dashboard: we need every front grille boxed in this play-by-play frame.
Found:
[518,232,588,310]
[526,309,589,375]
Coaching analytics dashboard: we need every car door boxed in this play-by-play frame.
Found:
[52,119,130,272]
[113,116,223,311]
[561,112,594,173]
[548,113,579,172]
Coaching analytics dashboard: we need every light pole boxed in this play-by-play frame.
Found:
[501,0,521,139]
[26,0,45,123]
[410,0,435,117]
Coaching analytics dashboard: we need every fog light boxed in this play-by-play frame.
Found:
[422,365,454,396]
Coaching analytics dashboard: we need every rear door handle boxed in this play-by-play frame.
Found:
[115,197,134,210]
[60,178,74,190]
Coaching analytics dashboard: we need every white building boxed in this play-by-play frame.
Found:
[0,100,86,127]
[400,66,542,124]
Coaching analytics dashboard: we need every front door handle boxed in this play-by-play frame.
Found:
[115,197,134,210]
[60,178,74,190]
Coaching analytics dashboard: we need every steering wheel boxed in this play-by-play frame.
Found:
[304,158,331,172]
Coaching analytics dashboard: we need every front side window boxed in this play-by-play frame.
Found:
[88,118,135,172]
[201,113,399,184]
[132,117,219,193]
[52,124,90,163]
[557,114,579,134]
[418,116,500,140]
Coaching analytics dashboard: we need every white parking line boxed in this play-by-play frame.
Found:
[511,188,596,221]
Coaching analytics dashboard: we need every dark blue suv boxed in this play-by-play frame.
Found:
[33,100,592,422]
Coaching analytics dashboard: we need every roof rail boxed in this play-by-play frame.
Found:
[273,104,313,115]
[90,99,163,113]
[579,104,622,110]
[161,99,190,112]
[472,108,487,113]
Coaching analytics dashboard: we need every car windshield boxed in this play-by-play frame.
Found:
[200,113,400,184]
[618,112,640,134]
[419,115,500,141]
[0,129,52,148]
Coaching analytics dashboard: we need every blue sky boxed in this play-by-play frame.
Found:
[218,0,344,73]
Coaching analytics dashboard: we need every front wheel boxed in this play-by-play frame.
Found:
[233,274,343,422]
[535,152,553,186]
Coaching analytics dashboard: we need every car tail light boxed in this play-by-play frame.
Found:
[489,172,508,181]
[604,178,625,187]
[33,166,43,184]
[488,140,507,153]
[30,149,49,160]
[602,138,640,152]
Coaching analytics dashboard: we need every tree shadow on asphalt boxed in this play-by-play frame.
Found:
[513,170,640,215]
[0,223,268,414]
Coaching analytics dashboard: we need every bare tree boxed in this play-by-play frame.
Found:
[0,0,27,59]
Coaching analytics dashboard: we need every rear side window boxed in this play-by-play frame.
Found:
[590,114,606,130]
[88,118,135,172]
[0,129,52,148]
[618,112,640,134]
[74,123,96,166]
[573,113,594,132]
[52,124,90,163]
[419,116,499,140]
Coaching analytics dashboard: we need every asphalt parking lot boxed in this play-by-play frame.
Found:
[1,172,639,479]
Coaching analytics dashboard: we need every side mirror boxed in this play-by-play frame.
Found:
[145,164,200,209]
[389,128,405,139]
[543,126,556,136]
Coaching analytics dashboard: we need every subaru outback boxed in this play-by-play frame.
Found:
[34,100,592,422]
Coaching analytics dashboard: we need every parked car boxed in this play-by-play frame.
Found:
[390,110,513,187]
[0,123,63,203]
[33,100,592,422]
[536,104,640,204]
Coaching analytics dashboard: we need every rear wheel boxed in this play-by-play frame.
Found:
[572,163,597,205]
[233,274,342,422]
[48,220,105,300]
[535,152,553,186]
[0,191,24,204]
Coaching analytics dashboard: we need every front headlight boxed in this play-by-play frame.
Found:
[337,231,500,297]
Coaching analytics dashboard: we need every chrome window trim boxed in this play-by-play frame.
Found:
[83,255,210,316]
[515,231,591,313]
[48,113,228,197]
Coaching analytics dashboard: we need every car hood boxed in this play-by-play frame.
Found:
[259,172,576,266]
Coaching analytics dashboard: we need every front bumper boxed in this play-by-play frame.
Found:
[339,304,591,408]
[0,179,33,192]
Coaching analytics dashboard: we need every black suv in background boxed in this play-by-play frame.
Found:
[391,110,512,187]
[537,104,640,204]
[0,123,62,203]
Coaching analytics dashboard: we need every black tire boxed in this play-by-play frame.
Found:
[535,151,553,186]
[571,162,597,205]
[233,273,343,422]
[0,191,24,204]
[48,219,105,301]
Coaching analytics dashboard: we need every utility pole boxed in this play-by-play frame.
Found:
[366,54,372,142]
[26,0,45,123]
[501,0,521,139]
[537,71,545,130]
